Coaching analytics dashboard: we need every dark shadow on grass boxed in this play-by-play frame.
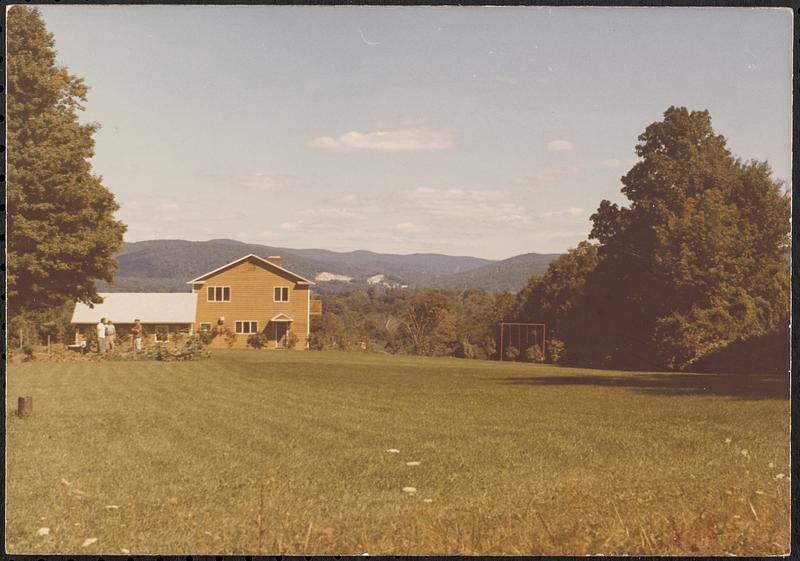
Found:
[498,371,789,400]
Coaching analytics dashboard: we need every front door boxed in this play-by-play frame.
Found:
[275,322,288,348]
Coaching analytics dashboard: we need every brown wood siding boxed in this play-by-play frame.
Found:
[193,256,311,349]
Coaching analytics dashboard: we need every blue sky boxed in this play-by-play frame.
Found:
[36,6,792,259]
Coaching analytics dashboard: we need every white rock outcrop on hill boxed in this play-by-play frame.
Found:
[315,272,353,282]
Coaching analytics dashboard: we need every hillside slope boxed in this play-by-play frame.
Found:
[425,252,559,292]
[100,239,559,293]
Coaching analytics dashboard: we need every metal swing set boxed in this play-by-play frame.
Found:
[499,322,546,361]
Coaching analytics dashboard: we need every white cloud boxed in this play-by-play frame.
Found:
[514,166,580,189]
[279,221,301,231]
[394,222,428,234]
[543,207,586,218]
[515,173,557,188]
[601,158,622,168]
[307,136,342,150]
[402,187,531,225]
[296,207,360,220]
[308,128,452,152]
[239,173,301,191]
[546,139,575,152]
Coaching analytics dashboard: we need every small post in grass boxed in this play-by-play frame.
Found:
[17,396,33,417]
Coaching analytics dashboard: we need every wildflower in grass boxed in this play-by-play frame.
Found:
[60,478,71,487]
[775,473,785,480]
[741,449,749,457]
[724,438,731,444]
[105,505,119,509]
[423,498,433,503]
[36,528,50,536]
[402,486,417,494]
[768,462,775,468]
[385,449,400,454]
[120,549,130,554]
[82,537,98,547]
[406,461,421,466]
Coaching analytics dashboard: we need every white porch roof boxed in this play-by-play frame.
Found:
[270,313,294,322]
[71,293,197,324]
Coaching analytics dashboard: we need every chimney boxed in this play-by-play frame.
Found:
[267,256,282,267]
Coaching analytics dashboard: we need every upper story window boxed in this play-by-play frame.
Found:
[274,286,289,302]
[207,286,231,302]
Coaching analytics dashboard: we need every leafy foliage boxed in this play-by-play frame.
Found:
[524,345,544,363]
[247,333,268,349]
[145,334,210,361]
[310,287,514,359]
[7,7,126,322]
[515,107,789,372]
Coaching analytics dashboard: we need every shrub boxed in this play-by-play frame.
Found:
[198,327,216,345]
[286,330,300,350]
[145,334,210,361]
[524,344,544,363]
[548,339,566,364]
[247,333,268,349]
[222,327,237,348]
[22,345,35,361]
[504,345,519,361]
[198,326,237,347]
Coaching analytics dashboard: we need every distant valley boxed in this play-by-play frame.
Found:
[99,239,560,294]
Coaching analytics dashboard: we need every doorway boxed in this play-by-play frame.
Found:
[275,322,288,348]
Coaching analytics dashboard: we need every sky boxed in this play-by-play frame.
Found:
[35,6,792,259]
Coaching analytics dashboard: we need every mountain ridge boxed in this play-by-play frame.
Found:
[101,239,560,293]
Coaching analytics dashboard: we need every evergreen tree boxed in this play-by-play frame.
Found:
[7,7,126,327]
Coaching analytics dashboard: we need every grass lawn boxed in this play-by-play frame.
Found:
[5,350,790,555]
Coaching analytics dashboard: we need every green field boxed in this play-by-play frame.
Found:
[5,351,790,555]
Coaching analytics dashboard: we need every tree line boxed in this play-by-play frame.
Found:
[313,108,791,375]
[8,7,790,375]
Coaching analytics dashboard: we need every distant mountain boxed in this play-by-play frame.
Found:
[425,252,560,292]
[276,247,492,281]
[99,239,560,293]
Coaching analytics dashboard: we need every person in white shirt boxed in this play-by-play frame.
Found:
[105,320,116,352]
[96,317,107,354]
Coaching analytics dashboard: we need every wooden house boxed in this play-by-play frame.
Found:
[70,254,321,350]
[188,254,316,349]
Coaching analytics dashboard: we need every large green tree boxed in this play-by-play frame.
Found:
[7,7,126,326]
[587,106,790,370]
[513,241,601,364]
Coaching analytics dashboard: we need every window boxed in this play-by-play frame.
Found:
[274,286,289,302]
[199,322,212,332]
[155,325,169,343]
[235,321,258,335]
[207,286,231,302]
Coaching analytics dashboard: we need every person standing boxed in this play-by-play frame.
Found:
[106,319,116,352]
[96,317,107,354]
[132,319,143,352]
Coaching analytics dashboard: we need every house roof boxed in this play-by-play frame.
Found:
[71,293,197,324]
[270,313,294,322]
[186,254,314,285]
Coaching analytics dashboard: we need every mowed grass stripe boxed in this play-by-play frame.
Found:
[6,351,789,555]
